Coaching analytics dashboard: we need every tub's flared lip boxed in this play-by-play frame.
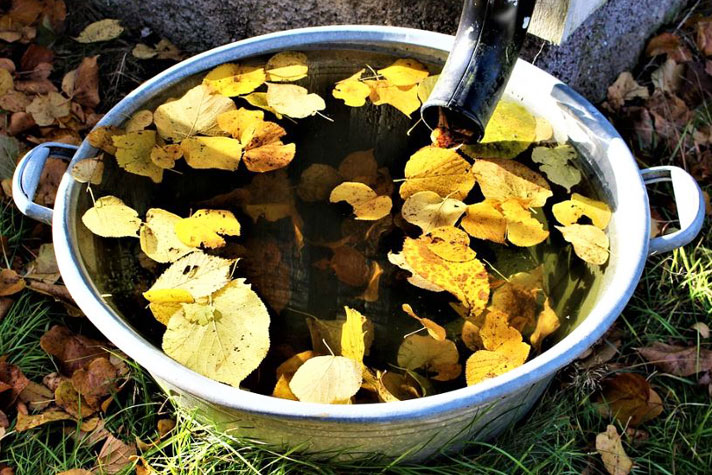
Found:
[53,25,649,423]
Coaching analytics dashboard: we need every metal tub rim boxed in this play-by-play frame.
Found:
[51,25,649,423]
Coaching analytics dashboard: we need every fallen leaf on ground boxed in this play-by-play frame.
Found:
[55,380,94,418]
[596,425,633,475]
[72,55,99,108]
[97,434,136,475]
[0,269,24,296]
[14,407,74,432]
[638,342,712,376]
[74,19,123,43]
[288,355,363,404]
[39,325,109,374]
[0,360,29,408]
[81,195,141,238]
[646,32,692,62]
[26,91,70,126]
[531,145,582,192]
[330,182,392,220]
[595,373,663,426]
[162,279,270,387]
[607,72,649,110]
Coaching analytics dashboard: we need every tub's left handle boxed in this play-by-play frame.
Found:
[641,166,706,256]
[12,142,78,226]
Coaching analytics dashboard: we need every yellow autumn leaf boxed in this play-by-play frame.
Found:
[530,298,560,350]
[401,191,466,233]
[330,182,392,221]
[203,63,266,97]
[416,74,440,103]
[266,83,326,119]
[425,226,477,263]
[125,110,153,132]
[460,200,507,244]
[140,208,195,263]
[74,19,124,43]
[500,199,549,247]
[397,334,461,381]
[341,307,368,364]
[143,288,194,305]
[490,266,543,334]
[174,209,241,249]
[365,79,420,116]
[242,121,296,173]
[288,355,363,404]
[144,251,234,301]
[332,69,371,107]
[402,232,489,316]
[531,145,582,192]
[162,279,270,388]
[149,302,183,326]
[306,315,375,358]
[462,101,537,159]
[87,126,123,155]
[478,308,523,351]
[265,51,308,82]
[150,143,183,169]
[111,130,163,183]
[241,92,283,119]
[552,193,612,229]
[377,58,429,87]
[180,136,243,171]
[471,158,552,208]
[534,116,554,142]
[272,351,315,400]
[557,224,610,265]
[399,146,475,200]
[596,425,634,475]
[81,196,141,238]
[465,340,530,385]
[217,108,264,143]
[402,304,446,341]
[387,251,445,293]
[153,84,237,142]
[70,156,104,185]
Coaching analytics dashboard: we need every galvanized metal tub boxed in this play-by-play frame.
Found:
[12,26,705,461]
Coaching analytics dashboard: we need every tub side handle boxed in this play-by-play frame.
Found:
[641,166,706,256]
[12,142,78,226]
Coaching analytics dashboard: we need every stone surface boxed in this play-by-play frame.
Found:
[90,0,687,102]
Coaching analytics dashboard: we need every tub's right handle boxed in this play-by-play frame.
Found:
[641,166,706,256]
[12,142,78,226]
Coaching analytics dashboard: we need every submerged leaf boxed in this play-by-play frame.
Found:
[397,334,461,381]
[531,145,582,192]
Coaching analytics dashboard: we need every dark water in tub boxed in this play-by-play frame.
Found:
[75,49,606,396]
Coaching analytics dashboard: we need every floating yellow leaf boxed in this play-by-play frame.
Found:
[479,308,523,351]
[399,146,474,200]
[462,101,537,159]
[397,334,461,381]
[387,251,445,293]
[341,307,368,364]
[242,120,295,173]
[112,130,164,183]
[330,181,392,221]
[87,126,122,155]
[426,226,477,262]
[416,74,440,103]
[174,209,241,249]
[144,251,234,301]
[272,351,315,400]
[530,298,560,351]
[402,232,489,316]
[288,355,363,404]
[465,340,530,385]
[149,302,183,326]
[500,199,549,247]
[460,200,507,244]
[332,69,371,107]
[144,288,194,304]
[140,208,195,263]
[203,63,266,97]
[75,19,124,43]
[306,315,375,358]
[241,92,283,119]
[377,58,429,87]
[266,83,325,119]
[162,279,270,388]
[490,266,543,334]
[557,224,609,265]
[471,158,552,207]
[401,191,466,233]
[70,156,103,185]
[153,84,236,142]
[217,108,264,142]
[531,145,582,192]
[297,164,343,202]
[181,136,242,171]
[552,193,611,229]
[81,195,141,238]
[265,51,308,82]
[402,304,446,341]
[125,110,153,132]
[150,144,183,169]
[365,80,420,116]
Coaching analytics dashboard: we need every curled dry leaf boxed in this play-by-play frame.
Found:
[174,209,241,249]
[203,63,266,97]
[70,156,103,185]
[553,193,611,229]
[637,342,712,376]
[81,195,141,238]
[341,307,368,364]
[557,224,609,265]
[330,182,392,221]
[607,72,649,111]
[74,19,123,43]
[288,355,363,404]
[531,145,582,192]
[596,425,633,475]
[97,434,137,475]
[272,351,315,400]
[0,269,24,296]
[399,146,474,201]
[397,334,461,381]
[595,373,663,426]
[529,298,560,350]
[401,191,466,233]
[265,51,308,82]
[266,83,325,119]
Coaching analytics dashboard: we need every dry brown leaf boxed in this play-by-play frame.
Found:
[638,342,712,376]
[596,425,633,475]
[595,373,663,426]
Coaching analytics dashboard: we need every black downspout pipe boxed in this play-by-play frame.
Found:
[421,0,537,144]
